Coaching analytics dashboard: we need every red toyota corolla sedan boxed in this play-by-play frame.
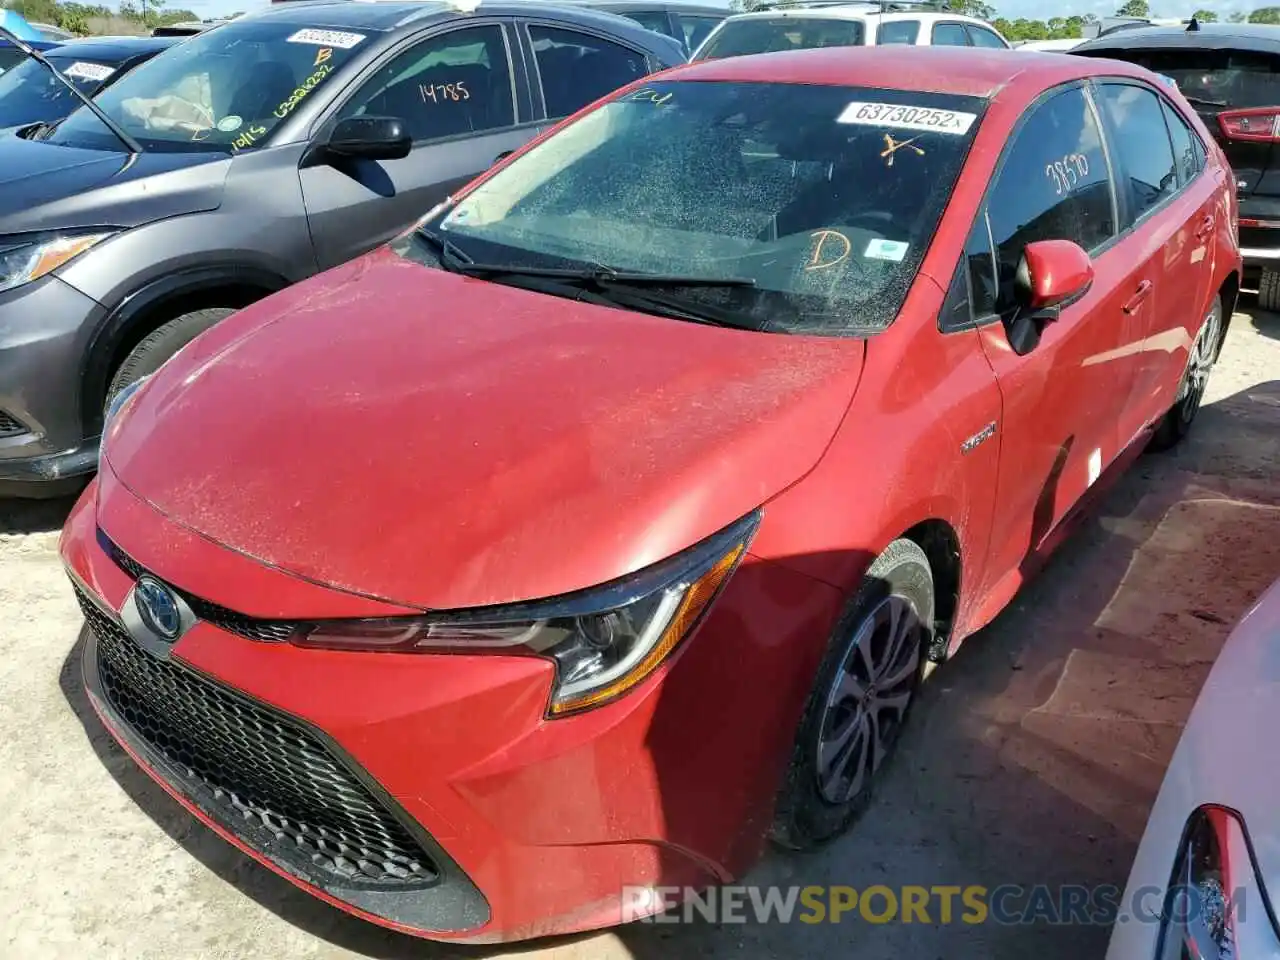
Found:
[60,46,1239,942]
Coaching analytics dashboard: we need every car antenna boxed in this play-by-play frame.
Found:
[0,24,143,154]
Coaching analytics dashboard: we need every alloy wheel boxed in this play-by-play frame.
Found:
[1177,303,1222,426]
[814,594,923,804]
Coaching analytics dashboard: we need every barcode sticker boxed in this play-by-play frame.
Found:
[62,61,115,82]
[286,28,366,49]
[837,101,977,135]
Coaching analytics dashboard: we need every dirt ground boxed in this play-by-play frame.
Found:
[2,303,1278,960]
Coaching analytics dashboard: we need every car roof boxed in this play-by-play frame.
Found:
[45,35,178,59]
[669,44,1137,98]
[1075,21,1280,55]
[717,5,992,24]
[562,0,726,14]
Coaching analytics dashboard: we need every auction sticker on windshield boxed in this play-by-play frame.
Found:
[62,62,115,83]
[286,28,366,48]
[836,102,976,135]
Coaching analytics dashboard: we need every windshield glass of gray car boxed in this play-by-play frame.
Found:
[694,17,865,60]
[45,20,367,152]
[418,80,984,334]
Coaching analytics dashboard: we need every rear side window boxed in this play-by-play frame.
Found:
[1095,83,1177,225]
[877,20,920,45]
[337,25,515,142]
[970,85,1115,317]
[931,22,970,46]
[693,16,864,60]
[530,25,649,119]
[966,25,1006,48]
[1162,98,1203,186]
[680,14,722,52]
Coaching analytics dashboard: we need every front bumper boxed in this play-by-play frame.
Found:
[60,472,844,942]
[0,273,107,492]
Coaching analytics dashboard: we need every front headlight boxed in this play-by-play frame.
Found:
[1154,805,1271,959]
[0,232,114,295]
[293,511,760,716]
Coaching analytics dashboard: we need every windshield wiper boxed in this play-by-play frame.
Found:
[0,25,142,154]
[416,227,761,329]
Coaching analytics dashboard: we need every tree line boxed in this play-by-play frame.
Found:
[1,0,199,36]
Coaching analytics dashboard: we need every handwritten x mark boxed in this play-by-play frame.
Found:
[880,133,925,167]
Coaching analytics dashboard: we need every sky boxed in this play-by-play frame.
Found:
[142,0,1259,30]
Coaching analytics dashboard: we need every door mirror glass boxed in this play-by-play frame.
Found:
[1016,239,1093,311]
[326,115,412,160]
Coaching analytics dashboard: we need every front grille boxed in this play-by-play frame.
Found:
[76,586,438,888]
[98,530,299,643]
[0,409,28,438]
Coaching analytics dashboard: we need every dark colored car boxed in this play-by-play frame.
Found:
[0,36,178,134]
[0,37,56,75]
[1074,22,1280,306]
[561,1,726,55]
[0,0,684,498]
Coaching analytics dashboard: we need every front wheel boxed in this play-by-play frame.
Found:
[1149,295,1222,452]
[105,307,236,407]
[771,538,934,850]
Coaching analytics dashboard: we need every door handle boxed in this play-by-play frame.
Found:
[1194,214,1215,239]
[1122,280,1153,315]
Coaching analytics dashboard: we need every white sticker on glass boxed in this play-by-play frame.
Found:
[286,28,366,49]
[864,238,909,262]
[62,61,115,82]
[837,101,977,135]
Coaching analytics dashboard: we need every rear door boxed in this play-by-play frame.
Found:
[965,83,1138,596]
[300,20,539,271]
[520,20,653,129]
[930,22,972,46]
[1092,79,1215,430]
[965,23,1009,49]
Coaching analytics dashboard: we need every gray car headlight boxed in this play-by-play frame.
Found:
[293,511,760,716]
[0,232,114,295]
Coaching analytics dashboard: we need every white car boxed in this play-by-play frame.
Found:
[1106,575,1280,959]
[690,1,1010,61]
[1014,38,1085,52]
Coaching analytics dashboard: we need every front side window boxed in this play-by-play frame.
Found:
[966,25,1006,48]
[0,55,119,128]
[971,85,1114,318]
[1095,82,1177,225]
[680,14,723,52]
[1161,98,1202,187]
[931,23,970,46]
[44,20,370,153]
[529,25,648,120]
[413,81,986,335]
[692,16,864,61]
[876,20,920,45]
[336,25,514,142]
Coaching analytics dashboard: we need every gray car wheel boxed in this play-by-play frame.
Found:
[106,308,235,406]
[771,538,934,850]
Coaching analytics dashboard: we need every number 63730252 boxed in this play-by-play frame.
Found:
[1046,153,1090,195]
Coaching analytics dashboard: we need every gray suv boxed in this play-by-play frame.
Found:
[0,0,684,497]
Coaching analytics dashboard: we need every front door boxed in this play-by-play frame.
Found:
[966,83,1141,597]
[300,21,540,271]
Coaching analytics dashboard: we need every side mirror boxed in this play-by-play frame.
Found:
[1015,239,1094,312]
[325,116,411,162]
[1006,239,1093,356]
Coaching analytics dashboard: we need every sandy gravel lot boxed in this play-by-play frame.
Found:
[2,303,1278,960]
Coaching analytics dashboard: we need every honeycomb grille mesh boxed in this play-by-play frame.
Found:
[0,410,27,438]
[76,586,438,887]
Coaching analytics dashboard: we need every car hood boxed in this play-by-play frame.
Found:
[104,248,864,611]
[0,135,226,234]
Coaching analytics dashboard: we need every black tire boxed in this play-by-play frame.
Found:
[770,538,934,851]
[1259,268,1280,313]
[106,308,235,405]
[1149,295,1222,452]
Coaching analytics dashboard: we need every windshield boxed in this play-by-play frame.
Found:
[1096,48,1280,112]
[412,80,984,334]
[694,17,864,61]
[44,20,371,152]
[0,55,120,128]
